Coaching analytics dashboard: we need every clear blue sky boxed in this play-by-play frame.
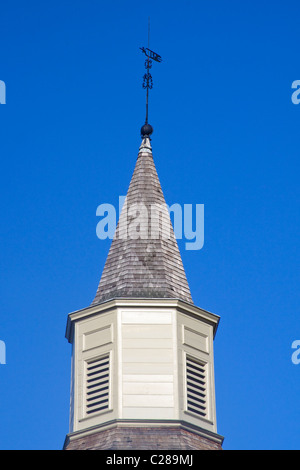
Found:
[0,0,299,450]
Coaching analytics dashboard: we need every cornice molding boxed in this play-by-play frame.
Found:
[65,298,220,343]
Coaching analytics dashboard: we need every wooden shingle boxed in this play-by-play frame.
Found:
[92,137,193,306]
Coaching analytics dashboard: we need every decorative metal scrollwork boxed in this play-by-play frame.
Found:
[145,59,152,69]
[143,72,153,90]
[140,44,162,126]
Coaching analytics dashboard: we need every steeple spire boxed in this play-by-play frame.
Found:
[92,137,193,305]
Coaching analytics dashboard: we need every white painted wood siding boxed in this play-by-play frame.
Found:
[177,312,217,432]
[73,310,118,432]
[120,308,177,420]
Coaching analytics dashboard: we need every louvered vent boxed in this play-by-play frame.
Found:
[186,356,207,418]
[85,354,110,415]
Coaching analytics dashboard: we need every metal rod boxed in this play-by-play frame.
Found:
[146,17,150,124]
[146,84,149,124]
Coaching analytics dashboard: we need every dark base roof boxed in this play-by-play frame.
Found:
[64,422,224,451]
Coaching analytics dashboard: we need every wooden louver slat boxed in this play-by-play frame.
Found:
[186,356,207,418]
[85,355,110,415]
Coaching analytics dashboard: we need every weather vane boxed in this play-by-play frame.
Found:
[140,18,162,138]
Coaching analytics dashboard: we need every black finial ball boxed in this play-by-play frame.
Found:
[141,123,153,137]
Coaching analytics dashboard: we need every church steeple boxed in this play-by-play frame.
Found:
[92,135,193,306]
[63,42,223,451]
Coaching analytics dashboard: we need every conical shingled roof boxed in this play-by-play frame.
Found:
[92,137,193,305]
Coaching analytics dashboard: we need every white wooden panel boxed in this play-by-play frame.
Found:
[78,312,115,336]
[122,363,174,375]
[122,338,173,349]
[123,382,174,395]
[123,374,173,383]
[122,324,172,339]
[123,395,174,407]
[83,325,112,351]
[182,326,208,354]
[122,311,172,324]
[123,348,173,363]
[122,407,175,420]
[74,310,118,432]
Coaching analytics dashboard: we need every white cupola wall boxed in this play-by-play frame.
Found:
[65,298,220,442]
